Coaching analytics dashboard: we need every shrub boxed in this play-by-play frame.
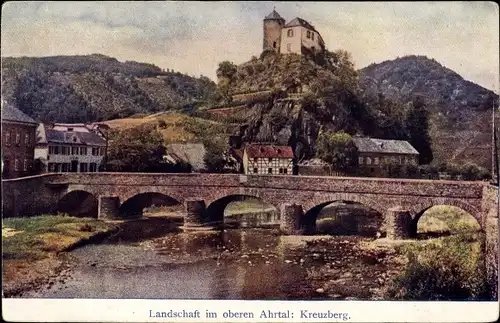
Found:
[387,235,488,300]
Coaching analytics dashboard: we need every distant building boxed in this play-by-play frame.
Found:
[1,101,38,179]
[297,158,335,176]
[35,123,107,173]
[242,144,294,175]
[352,137,419,176]
[162,143,206,172]
[263,9,325,55]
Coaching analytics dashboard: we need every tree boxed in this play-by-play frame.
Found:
[216,61,237,81]
[106,124,166,172]
[406,97,433,164]
[316,131,358,173]
[202,136,227,173]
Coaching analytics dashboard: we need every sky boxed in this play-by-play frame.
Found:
[1,1,499,92]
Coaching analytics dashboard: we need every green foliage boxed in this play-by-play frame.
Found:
[387,233,488,300]
[216,61,237,81]
[3,55,216,123]
[106,124,167,172]
[406,97,433,164]
[316,131,358,173]
[202,136,227,173]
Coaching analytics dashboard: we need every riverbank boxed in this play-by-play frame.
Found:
[2,215,119,297]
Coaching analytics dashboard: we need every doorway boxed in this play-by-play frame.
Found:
[71,160,78,172]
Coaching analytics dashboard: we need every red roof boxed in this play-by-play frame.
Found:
[244,144,294,158]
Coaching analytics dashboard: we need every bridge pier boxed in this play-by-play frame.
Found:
[184,199,207,228]
[280,203,304,235]
[385,207,412,240]
[98,196,120,220]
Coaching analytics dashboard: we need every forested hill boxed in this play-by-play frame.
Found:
[358,55,499,169]
[1,54,216,123]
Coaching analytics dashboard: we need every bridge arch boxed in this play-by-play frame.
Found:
[205,194,278,225]
[303,195,385,236]
[119,192,181,218]
[410,200,483,236]
[58,190,98,218]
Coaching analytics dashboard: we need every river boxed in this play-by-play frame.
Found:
[19,216,403,300]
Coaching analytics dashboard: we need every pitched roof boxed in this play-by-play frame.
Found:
[244,144,294,158]
[40,127,106,146]
[353,137,419,155]
[284,17,317,32]
[264,9,285,20]
[165,143,206,171]
[1,101,37,125]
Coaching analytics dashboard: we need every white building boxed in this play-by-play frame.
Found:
[263,10,326,55]
[34,123,107,173]
[242,144,294,175]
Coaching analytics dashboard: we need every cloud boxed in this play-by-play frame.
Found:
[1,1,498,92]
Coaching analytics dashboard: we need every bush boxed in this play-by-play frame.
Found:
[387,235,488,300]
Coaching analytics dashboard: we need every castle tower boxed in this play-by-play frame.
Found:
[263,9,285,53]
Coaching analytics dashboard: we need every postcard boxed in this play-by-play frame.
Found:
[1,1,499,322]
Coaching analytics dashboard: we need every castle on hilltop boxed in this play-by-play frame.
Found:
[263,9,325,55]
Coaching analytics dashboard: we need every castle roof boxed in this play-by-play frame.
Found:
[264,9,285,21]
[284,17,317,32]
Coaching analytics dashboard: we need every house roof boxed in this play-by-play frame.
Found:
[1,101,37,125]
[37,123,106,146]
[244,144,294,158]
[165,143,206,171]
[353,137,419,155]
[264,9,285,21]
[284,17,317,32]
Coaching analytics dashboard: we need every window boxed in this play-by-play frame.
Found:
[279,168,283,174]
[25,133,29,146]
[23,159,28,171]
[89,163,97,172]
[14,159,19,171]
[68,127,74,131]
[268,168,273,174]
[366,157,372,165]
[100,148,105,156]
[253,157,258,162]
[273,41,277,48]
[287,43,292,52]
[92,148,100,156]
[283,168,288,174]
[312,33,315,40]
[306,30,311,39]
[15,133,20,145]
[61,146,70,155]
[80,147,87,155]
[374,157,379,165]
[48,163,55,172]
[287,29,293,37]
[62,163,68,172]
[359,157,364,165]
[268,157,272,162]
[253,167,258,174]
[80,163,88,172]
[71,147,79,155]
[5,132,10,145]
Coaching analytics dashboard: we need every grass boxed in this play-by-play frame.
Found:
[224,199,276,215]
[3,215,117,260]
[386,232,487,300]
[418,205,480,234]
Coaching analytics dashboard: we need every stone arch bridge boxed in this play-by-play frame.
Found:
[2,173,497,238]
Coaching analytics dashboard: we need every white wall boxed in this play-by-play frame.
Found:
[280,26,302,54]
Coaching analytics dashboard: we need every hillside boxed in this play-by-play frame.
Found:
[1,54,216,123]
[209,51,427,161]
[358,55,499,168]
